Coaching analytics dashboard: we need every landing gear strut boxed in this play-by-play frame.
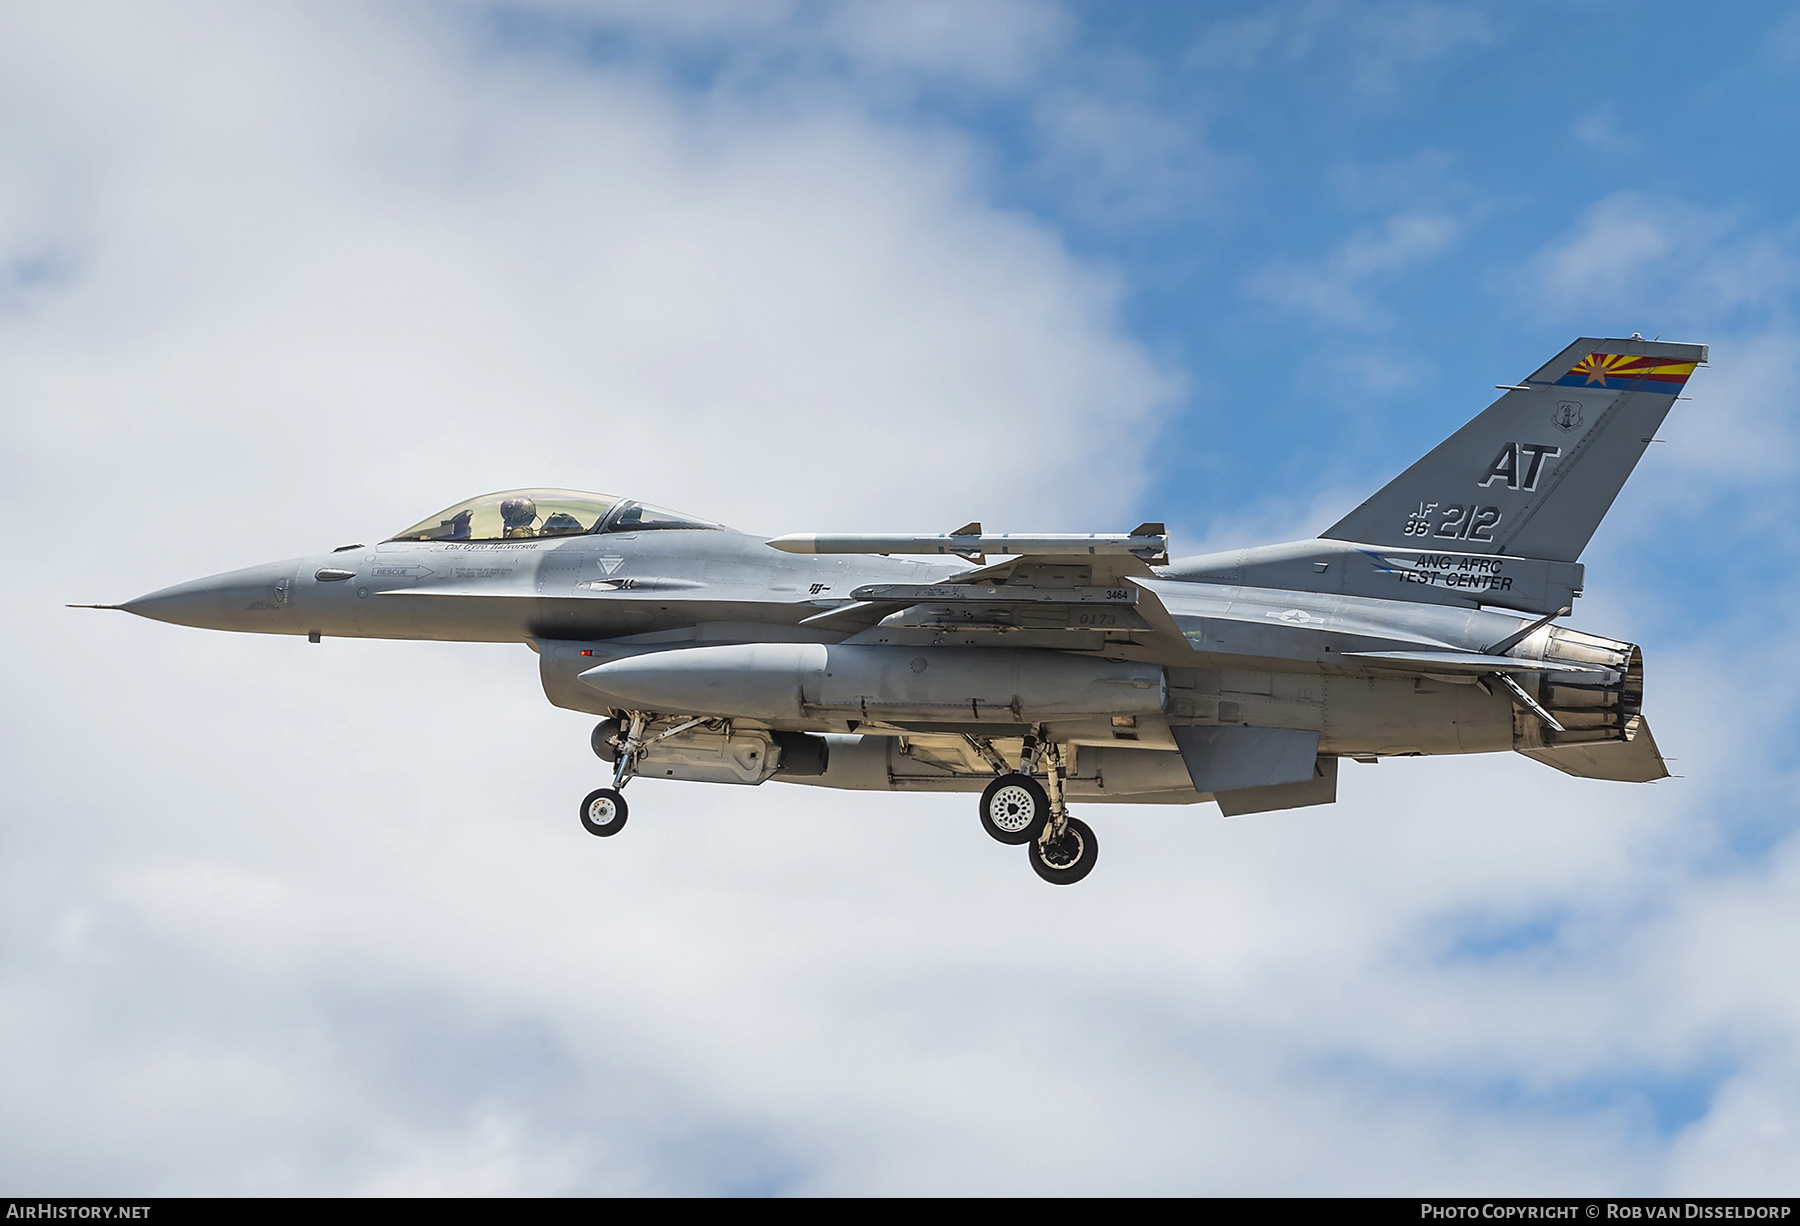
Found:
[1030,736,1098,885]
[578,711,705,838]
[972,730,1100,883]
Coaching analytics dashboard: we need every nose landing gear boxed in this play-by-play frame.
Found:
[578,711,704,838]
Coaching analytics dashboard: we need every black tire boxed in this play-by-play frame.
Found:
[591,719,622,762]
[979,774,1050,845]
[1028,816,1098,885]
[579,787,628,837]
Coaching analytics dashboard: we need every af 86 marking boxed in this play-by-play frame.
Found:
[1404,502,1503,540]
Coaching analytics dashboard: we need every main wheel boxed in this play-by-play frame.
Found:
[1028,816,1097,885]
[579,787,628,837]
[979,774,1050,845]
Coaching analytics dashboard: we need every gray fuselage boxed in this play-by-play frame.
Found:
[121,522,1634,805]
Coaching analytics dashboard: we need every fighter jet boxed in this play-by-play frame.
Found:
[92,337,1698,884]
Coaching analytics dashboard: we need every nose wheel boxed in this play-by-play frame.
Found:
[579,787,628,836]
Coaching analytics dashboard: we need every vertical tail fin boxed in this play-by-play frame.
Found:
[1322,337,1707,562]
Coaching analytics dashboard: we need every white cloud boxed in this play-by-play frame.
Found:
[4,0,1800,1198]
[1327,148,1460,209]
[1653,331,1800,482]
[0,0,1179,1192]
[820,0,1070,87]
[1246,210,1461,327]
[1763,7,1800,71]
[1572,104,1638,154]
[1512,193,1800,515]
[1029,92,1228,226]
[1517,191,1800,327]
[0,3,1172,564]
[482,0,1069,94]
[1521,193,1730,319]
[1189,0,1492,93]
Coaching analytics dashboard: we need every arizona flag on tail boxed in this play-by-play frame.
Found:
[1549,352,1698,393]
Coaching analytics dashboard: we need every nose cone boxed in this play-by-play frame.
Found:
[123,561,301,634]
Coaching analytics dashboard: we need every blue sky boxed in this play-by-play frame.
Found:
[466,1,1800,631]
[2,0,1798,1195]
[493,2,1800,501]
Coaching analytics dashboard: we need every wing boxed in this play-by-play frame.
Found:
[772,527,1197,661]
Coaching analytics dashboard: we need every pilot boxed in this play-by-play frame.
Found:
[500,496,538,538]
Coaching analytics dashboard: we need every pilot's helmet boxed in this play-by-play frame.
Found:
[500,497,538,531]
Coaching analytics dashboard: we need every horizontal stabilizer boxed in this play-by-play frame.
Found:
[1172,725,1320,794]
[1341,650,1610,675]
[1519,718,1669,782]
[1216,756,1339,816]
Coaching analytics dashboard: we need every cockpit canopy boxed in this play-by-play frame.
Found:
[387,488,723,542]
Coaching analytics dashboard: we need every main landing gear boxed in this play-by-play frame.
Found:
[979,774,1049,844]
[578,711,705,839]
[975,732,1098,885]
[583,716,1100,883]
[1028,815,1097,885]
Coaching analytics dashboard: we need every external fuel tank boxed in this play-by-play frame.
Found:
[580,643,1166,725]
